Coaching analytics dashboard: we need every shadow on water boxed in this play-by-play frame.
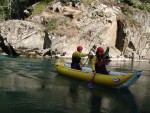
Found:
[68,77,139,113]
[87,88,138,113]
[0,78,139,113]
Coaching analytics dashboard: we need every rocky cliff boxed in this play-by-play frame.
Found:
[0,0,150,60]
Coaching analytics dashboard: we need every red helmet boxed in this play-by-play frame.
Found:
[77,46,83,51]
[97,47,104,53]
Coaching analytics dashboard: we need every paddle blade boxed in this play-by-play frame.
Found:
[87,79,94,89]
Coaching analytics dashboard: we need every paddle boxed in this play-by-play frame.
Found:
[87,72,96,89]
[82,58,89,67]
[82,48,94,67]
[87,57,110,89]
[87,47,110,88]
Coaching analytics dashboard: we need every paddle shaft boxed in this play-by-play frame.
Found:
[82,58,89,66]
[87,73,96,88]
[82,48,94,66]
[92,73,96,80]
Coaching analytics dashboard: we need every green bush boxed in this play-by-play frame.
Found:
[119,0,150,12]
[31,2,47,15]
[140,0,150,3]
[80,0,95,5]
[138,3,150,12]
[119,0,136,5]
[146,6,150,12]
[121,7,133,17]
[48,18,57,30]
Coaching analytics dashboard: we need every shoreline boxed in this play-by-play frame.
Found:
[0,53,150,62]
[54,54,150,62]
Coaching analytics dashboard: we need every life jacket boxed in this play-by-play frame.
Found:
[95,56,106,67]
[72,56,81,64]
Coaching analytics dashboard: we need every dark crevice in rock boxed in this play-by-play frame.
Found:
[0,34,19,56]
[128,41,136,51]
[115,20,126,52]
[43,31,52,49]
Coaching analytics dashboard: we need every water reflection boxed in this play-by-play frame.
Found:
[67,78,139,113]
[87,88,138,113]
[69,81,79,103]
[89,89,102,113]
[0,56,149,113]
[0,84,140,113]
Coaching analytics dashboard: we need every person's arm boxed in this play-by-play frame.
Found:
[102,47,109,58]
[73,51,88,65]
[73,51,88,57]
[91,56,96,71]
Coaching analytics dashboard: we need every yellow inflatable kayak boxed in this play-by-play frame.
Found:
[55,62,143,88]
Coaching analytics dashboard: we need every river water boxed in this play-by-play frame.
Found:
[0,55,149,113]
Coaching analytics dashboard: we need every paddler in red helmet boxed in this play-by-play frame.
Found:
[91,47,110,74]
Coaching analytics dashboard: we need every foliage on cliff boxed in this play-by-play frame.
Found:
[0,0,150,21]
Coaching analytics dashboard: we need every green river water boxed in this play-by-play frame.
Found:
[0,55,149,113]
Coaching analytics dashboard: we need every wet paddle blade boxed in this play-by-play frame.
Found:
[87,79,94,89]
[87,73,96,89]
